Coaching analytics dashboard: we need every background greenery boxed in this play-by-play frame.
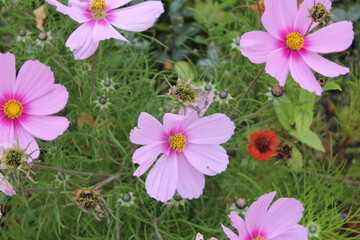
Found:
[0,0,359,239]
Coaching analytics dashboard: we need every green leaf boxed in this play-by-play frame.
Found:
[273,95,296,130]
[288,145,303,172]
[295,110,313,133]
[289,129,325,152]
[298,89,316,112]
[323,82,342,92]
[174,61,195,81]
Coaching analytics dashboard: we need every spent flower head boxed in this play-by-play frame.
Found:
[308,1,331,24]
[0,142,27,169]
[73,188,110,223]
[167,79,202,108]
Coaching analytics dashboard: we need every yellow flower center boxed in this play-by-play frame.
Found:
[3,100,23,119]
[90,0,107,19]
[286,32,304,50]
[252,237,265,240]
[168,133,187,152]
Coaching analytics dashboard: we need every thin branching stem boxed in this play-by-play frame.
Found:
[230,66,265,119]
[306,170,360,186]
[95,172,121,189]
[91,53,96,95]
[234,100,273,123]
[16,187,60,194]
[32,164,111,178]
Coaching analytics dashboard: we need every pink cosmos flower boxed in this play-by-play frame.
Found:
[46,0,164,60]
[0,52,69,162]
[0,173,16,196]
[221,192,308,240]
[130,94,235,202]
[240,0,354,95]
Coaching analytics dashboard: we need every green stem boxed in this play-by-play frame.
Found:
[229,67,265,119]
[234,100,273,123]
[31,164,111,178]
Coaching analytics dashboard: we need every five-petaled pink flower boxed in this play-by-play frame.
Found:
[130,94,235,202]
[221,192,308,240]
[0,52,69,162]
[240,0,354,95]
[46,0,164,60]
[0,173,16,196]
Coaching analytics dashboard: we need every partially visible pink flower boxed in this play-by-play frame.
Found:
[130,96,235,202]
[221,192,308,240]
[178,92,215,118]
[46,0,164,60]
[0,173,16,196]
[240,0,354,95]
[0,52,69,162]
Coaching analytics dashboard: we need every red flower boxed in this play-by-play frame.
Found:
[247,130,279,161]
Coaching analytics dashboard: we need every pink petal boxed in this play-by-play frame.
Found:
[130,112,165,145]
[25,84,68,116]
[106,0,132,10]
[92,19,128,42]
[0,173,16,196]
[262,198,304,238]
[240,31,279,64]
[68,0,90,9]
[265,48,290,86]
[0,52,16,96]
[178,92,214,119]
[145,154,178,202]
[262,0,298,39]
[294,0,318,35]
[46,0,92,23]
[65,22,100,60]
[182,144,229,176]
[176,154,205,200]
[19,115,69,141]
[16,126,40,161]
[186,114,235,145]
[163,113,188,135]
[289,51,322,95]
[245,192,277,237]
[15,60,54,104]
[0,118,15,145]
[132,143,165,177]
[321,0,332,9]
[221,224,240,240]
[228,211,247,240]
[106,1,164,32]
[300,50,349,77]
[305,21,354,54]
[270,225,308,240]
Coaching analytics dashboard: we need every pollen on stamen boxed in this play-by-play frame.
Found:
[90,0,107,19]
[168,133,187,152]
[286,32,304,50]
[252,237,265,240]
[3,100,23,119]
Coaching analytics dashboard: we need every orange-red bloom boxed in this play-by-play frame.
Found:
[247,130,279,161]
